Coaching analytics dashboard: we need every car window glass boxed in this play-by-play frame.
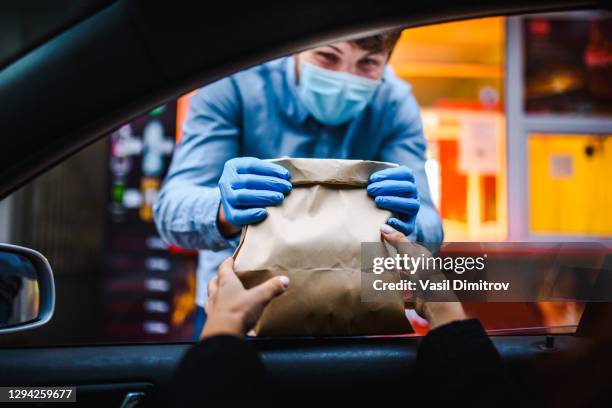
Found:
[0,10,610,346]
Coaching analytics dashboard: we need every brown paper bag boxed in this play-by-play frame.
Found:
[233,158,412,336]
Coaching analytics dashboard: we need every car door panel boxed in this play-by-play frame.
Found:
[0,335,585,406]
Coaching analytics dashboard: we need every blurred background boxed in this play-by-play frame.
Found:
[0,10,610,344]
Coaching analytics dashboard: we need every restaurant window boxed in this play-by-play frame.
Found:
[389,17,507,241]
[523,12,612,117]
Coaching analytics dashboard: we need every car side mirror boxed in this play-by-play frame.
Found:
[0,243,55,333]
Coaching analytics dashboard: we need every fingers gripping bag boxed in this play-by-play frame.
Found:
[233,158,412,336]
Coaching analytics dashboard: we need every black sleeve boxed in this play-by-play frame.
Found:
[173,335,264,408]
[417,318,514,407]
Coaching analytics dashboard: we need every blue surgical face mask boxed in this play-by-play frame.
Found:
[297,62,382,126]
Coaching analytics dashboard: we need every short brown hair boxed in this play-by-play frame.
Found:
[351,30,403,56]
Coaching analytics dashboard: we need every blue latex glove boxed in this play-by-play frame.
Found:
[219,157,292,227]
[367,166,420,236]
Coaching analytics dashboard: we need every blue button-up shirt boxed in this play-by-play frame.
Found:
[154,56,443,306]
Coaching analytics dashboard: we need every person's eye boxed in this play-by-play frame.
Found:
[316,51,339,64]
[359,58,380,68]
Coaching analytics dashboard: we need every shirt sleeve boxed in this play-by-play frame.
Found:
[417,318,514,407]
[153,77,242,250]
[377,88,444,245]
[173,335,264,408]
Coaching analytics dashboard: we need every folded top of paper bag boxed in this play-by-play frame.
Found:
[267,158,398,186]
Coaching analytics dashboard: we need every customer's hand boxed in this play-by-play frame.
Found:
[368,166,419,237]
[218,157,292,237]
[202,258,289,339]
[380,224,467,329]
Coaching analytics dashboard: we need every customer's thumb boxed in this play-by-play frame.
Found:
[249,275,290,306]
[380,223,409,249]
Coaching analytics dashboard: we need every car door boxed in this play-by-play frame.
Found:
[0,1,610,407]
